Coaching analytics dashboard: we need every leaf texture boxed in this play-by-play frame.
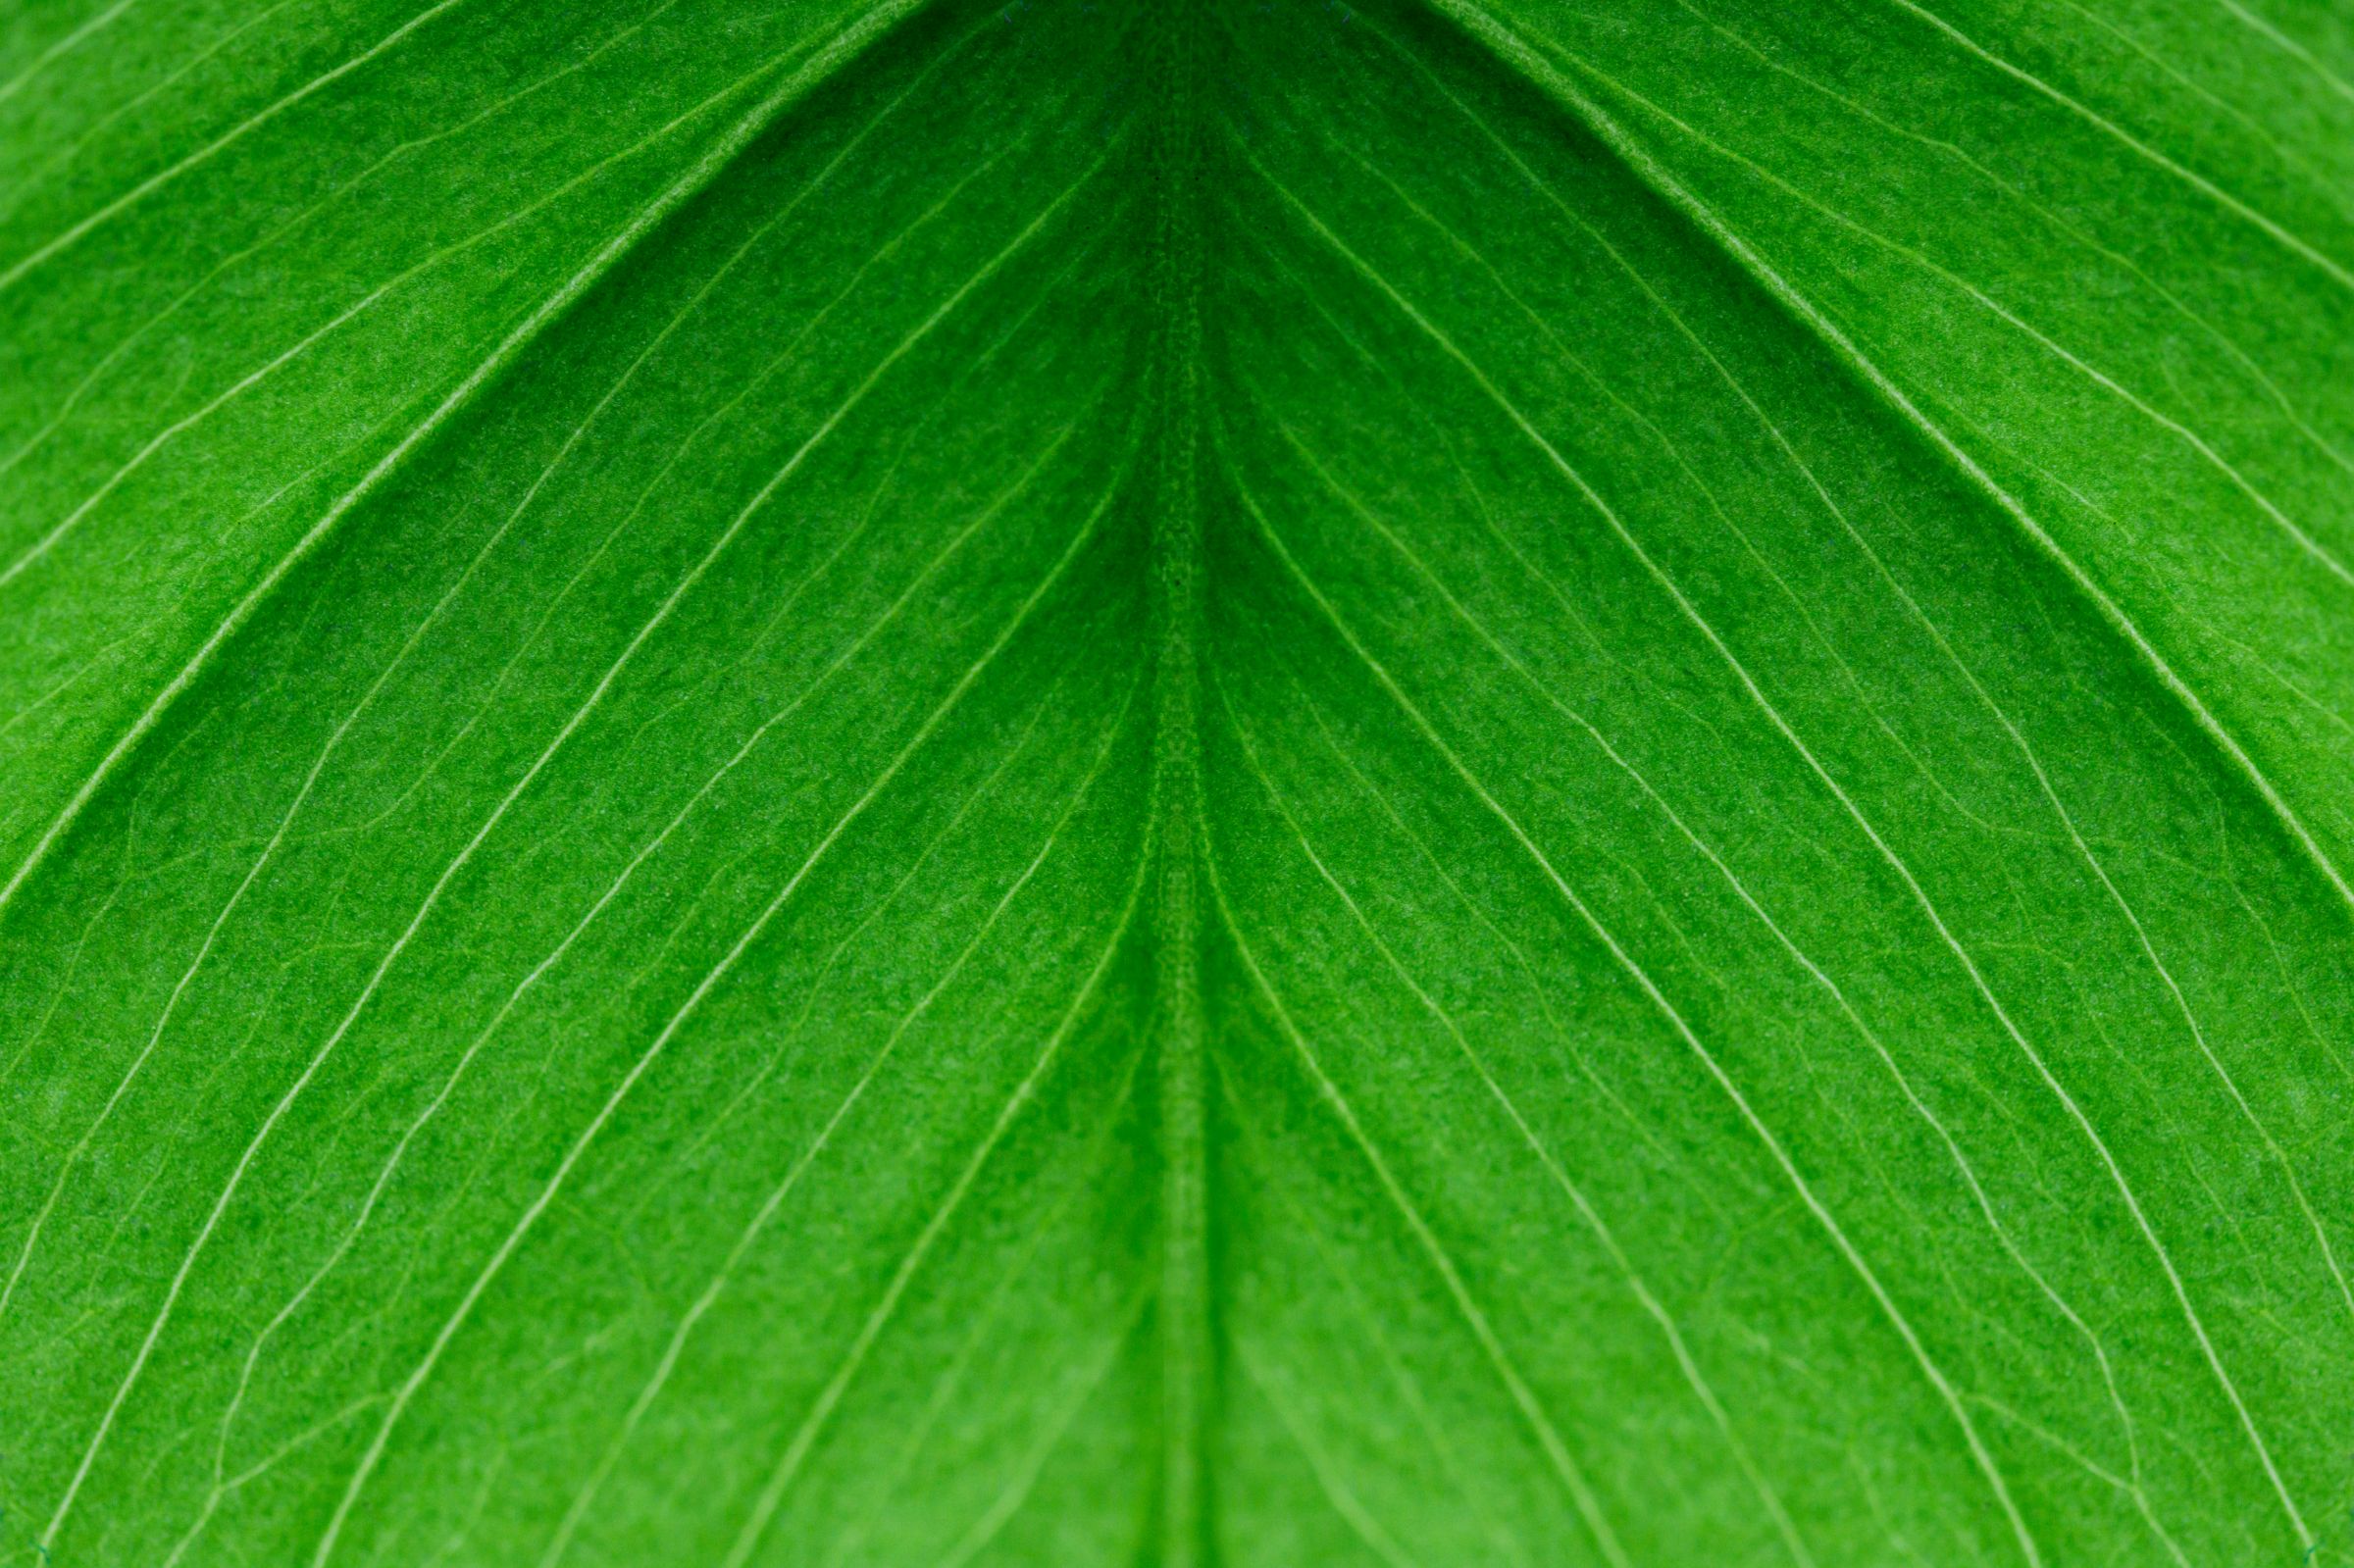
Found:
[3,0,2352,1564]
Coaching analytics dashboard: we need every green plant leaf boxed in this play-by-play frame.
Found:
[6,0,2354,1563]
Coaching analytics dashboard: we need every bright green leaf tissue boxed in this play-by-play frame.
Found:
[5,0,2354,1563]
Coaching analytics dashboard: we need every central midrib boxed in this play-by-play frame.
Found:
[1144,0,1213,1562]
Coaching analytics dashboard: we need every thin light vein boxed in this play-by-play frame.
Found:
[1216,679,1815,1568]
[1201,787,1637,1568]
[714,816,1149,1568]
[35,147,1091,1556]
[1251,137,2305,1544]
[1225,464,2042,1567]
[0,0,937,930]
[307,456,1123,1568]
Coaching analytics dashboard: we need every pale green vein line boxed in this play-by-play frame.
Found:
[2051,0,2353,217]
[813,1034,1155,1568]
[0,156,828,1316]
[537,676,1138,1568]
[0,0,300,231]
[1281,136,2061,835]
[0,277,395,595]
[1232,1339,1426,1568]
[1662,0,2354,490]
[0,0,472,295]
[2218,0,2354,105]
[1209,1052,1537,1568]
[633,280,1112,1182]
[1252,134,2305,1546]
[1216,679,1816,1568]
[1259,121,2315,1496]
[1881,0,2354,294]
[935,1288,1153,1568]
[1380,0,2354,597]
[1470,0,2354,1484]
[307,460,1124,1568]
[327,126,1051,861]
[1598,57,2354,593]
[8,148,1067,1343]
[1258,393,2179,1558]
[1335,19,2354,1351]
[1276,657,1683,1182]
[0,0,924,595]
[192,410,1092,1557]
[715,817,1151,1568]
[0,0,937,928]
[1224,466,2042,1568]
[0,0,135,108]
[155,1398,388,1568]
[0,0,746,490]
[36,152,1099,1558]
[1201,774,1637,1568]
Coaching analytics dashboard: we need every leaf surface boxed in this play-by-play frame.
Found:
[4,0,2353,1564]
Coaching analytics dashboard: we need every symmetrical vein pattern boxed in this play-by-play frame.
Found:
[4,0,2352,1563]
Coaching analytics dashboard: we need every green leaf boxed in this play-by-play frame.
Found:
[5,0,2353,1563]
